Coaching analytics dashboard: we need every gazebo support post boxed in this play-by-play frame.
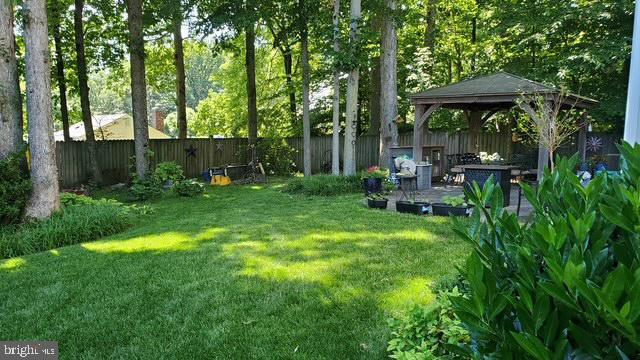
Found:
[467,111,483,153]
[413,103,441,162]
[577,111,589,163]
[413,104,426,162]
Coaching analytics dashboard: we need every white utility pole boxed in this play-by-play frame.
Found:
[624,0,640,144]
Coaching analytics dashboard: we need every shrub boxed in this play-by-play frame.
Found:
[448,143,640,359]
[0,152,31,225]
[257,138,297,176]
[0,194,133,259]
[154,161,184,183]
[283,175,361,196]
[173,179,205,197]
[129,176,163,201]
[387,288,471,360]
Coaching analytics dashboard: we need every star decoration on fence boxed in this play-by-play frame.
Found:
[216,142,224,152]
[185,145,197,158]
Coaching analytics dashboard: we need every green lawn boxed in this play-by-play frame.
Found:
[0,183,469,359]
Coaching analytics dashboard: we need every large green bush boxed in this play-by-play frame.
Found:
[0,194,134,259]
[283,175,361,196]
[0,152,31,225]
[257,138,297,176]
[449,143,640,359]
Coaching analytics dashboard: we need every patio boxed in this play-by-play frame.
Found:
[386,183,534,219]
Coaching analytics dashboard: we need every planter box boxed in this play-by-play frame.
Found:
[396,201,430,215]
[367,198,388,209]
[431,203,470,217]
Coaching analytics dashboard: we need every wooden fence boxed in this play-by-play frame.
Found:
[55,130,619,188]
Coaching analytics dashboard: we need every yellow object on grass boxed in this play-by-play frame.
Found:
[211,175,231,186]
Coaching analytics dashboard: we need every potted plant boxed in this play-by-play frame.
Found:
[367,193,389,209]
[431,195,470,217]
[361,166,389,195]
[395,199,431,215]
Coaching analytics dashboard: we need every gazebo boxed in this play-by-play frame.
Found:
[409,72,598,178]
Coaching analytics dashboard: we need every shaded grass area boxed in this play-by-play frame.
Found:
[0,183,469,359]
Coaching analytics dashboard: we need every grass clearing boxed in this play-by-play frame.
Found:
[0,183,469,359]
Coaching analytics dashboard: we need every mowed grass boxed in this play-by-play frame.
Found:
[0,183,469,359]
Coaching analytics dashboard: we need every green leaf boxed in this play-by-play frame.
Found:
[511,332,552,360]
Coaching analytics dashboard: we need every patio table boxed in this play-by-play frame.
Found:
[460,164,519,206]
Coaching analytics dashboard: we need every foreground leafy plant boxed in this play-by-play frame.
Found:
[388,287,470,360]
[449,143,640,359]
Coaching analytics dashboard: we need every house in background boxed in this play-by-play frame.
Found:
[54,112,170,141]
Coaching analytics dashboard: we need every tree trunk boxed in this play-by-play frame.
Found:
[283,49,297,125]
[245,24,258,163]
[343,0,360,176]
[74,0,102,185]
[424,0,438,50]
[0,0,23,159]
[368,56,381,135]
[173,11,187,139]
[470,0,478,73]
[331,0,341,175]
[300,0,312,177]
[379,0,399,169]
[126,0,150,179]
[52,3,70,142]
[23,0,60,219]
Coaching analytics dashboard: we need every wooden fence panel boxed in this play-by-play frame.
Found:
[58,130,620,188]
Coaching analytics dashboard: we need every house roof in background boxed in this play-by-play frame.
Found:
[55,114,130,141]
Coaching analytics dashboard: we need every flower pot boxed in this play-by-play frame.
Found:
[367,198,388,209]
[395,201,430,215]
[362,177,383,195]
[431,203,470,217]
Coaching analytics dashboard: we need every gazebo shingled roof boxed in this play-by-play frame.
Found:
[409,72,597,110]
[407,72,598,178]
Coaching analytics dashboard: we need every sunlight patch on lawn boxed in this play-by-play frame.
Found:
[380,277,435,314]
[0,258,26,272]
[223,240,357,287]
[82,228,225,254]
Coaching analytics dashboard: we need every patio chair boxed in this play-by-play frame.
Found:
[444,154,464,186]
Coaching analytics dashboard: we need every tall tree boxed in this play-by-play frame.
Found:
[126,0,150,179]
[51,0,70,142]
[262,2,299,126]
[379,0,399,168]
[23,0,61,219]
[300,0,311,176]
[245,23,258,162]
[343,0,360,175]
[331,0,341,175]
[74,0,103,184]
[0,0,23,159]
[173,5,187,139]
